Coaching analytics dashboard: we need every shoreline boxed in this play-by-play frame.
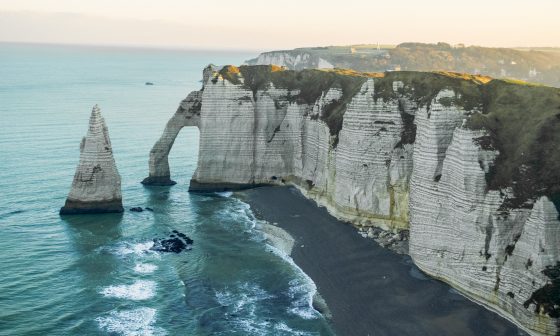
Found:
[255,218,334,321]
[239,186,523,336]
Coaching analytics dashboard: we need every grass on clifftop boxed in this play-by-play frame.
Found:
[465,79,560,209]
[373,71,491,110]
[215,65,560,209]
[217,65,380,141]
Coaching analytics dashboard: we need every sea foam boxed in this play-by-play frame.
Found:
[215,282,274,315]
[96,307,166,336]
[134,263,158,274]
[100,280,156,301]
[214,191,233,197]
[112,241,156,257]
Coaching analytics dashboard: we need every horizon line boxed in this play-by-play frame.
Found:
[2,40,559,54]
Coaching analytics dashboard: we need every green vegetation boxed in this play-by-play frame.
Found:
[247,42,560,87]
[395,101,416,148]
[217,65,242,85]
[465,79,560,208]
[217,65,378,145]
[373,71,491,110]
[524,262,560,318]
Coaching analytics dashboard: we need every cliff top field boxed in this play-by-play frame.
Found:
[246,42,560,87]
[216,65,560,212]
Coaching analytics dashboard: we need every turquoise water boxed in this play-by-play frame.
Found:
[0,43,334,335]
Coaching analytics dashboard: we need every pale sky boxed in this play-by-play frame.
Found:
[1,0,559,51]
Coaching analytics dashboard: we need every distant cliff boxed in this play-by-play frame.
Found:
[246,43,560,88]
[246,50,334,71]
[145,65,560,335]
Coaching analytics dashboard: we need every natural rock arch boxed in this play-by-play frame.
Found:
[141,90,202,185]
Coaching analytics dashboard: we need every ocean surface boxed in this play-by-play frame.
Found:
[0,43,334,335]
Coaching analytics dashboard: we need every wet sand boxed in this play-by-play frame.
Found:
[241,186,525,336]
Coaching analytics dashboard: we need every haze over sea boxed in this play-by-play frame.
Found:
[0,43,334,335]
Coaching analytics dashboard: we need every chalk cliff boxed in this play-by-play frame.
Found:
[60,105,123,214]
[246,50,334,70]
[145,65,560,335]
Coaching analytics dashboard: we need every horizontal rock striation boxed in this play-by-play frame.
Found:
[61,105,123,214]
[147,65,560,335]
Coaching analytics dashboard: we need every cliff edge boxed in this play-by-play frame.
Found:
[146,65,560,335]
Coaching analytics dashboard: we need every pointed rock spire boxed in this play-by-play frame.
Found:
[60,105,123,214]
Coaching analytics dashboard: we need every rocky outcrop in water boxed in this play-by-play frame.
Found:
[146,65,560,335]
[60,105,123,214]
[151,230,193,253]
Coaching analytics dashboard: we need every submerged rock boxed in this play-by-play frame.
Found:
[60,105,123,215]
[130,207,143,212]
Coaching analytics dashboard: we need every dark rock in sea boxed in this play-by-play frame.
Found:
[130,207,143,212]
[145,82,154,86]
[145,207,154,212]
[141,176,177,186]
[151,231,194,253]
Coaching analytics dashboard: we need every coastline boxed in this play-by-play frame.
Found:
[238,186,524,336]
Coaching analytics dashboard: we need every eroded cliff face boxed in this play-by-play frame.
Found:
[61,105,123,214]
[145,65,560,335]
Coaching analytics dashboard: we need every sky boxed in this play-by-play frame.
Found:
[0,0,559,51]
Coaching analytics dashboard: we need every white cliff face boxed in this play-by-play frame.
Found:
[327,80,412,229]
[246,51,334,70]
[409,118,560,334]
[61,105,123,214]
[188,74,414,231]
[146,67,560,335]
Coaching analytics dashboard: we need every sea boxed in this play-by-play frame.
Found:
[0,43,335,335]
